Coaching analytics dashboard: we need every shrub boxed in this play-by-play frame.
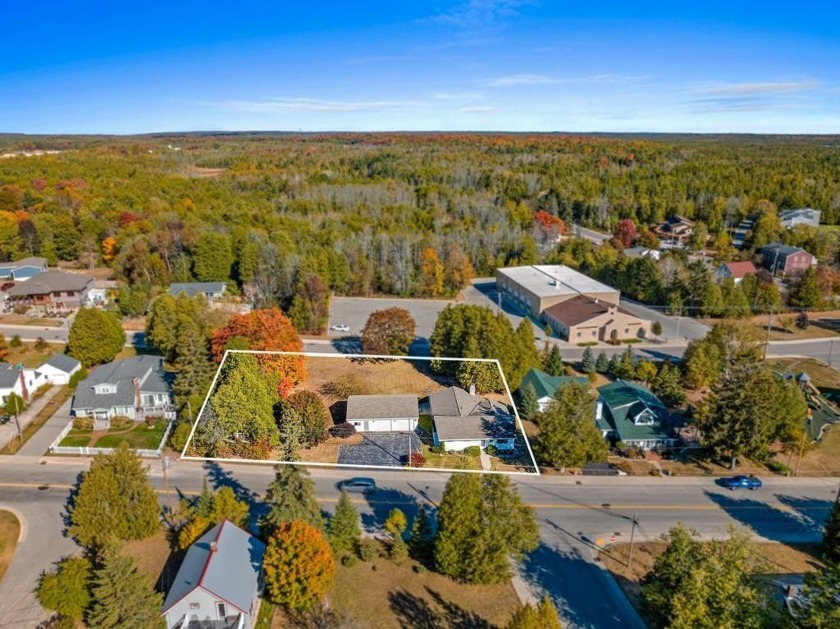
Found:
[10,334,21,348]
[587,371,598,383]
[144,416,157,428]
[329,422,357,438]
[485,444,498,456]
[409,452,426,467]
[767,460,792,475]
[463,446,481,457]
[34,336,49,352]
[413,564,428,575]
[169,421,192,451]
[319,374,369,398]
[109,415,134,430]
[68,367,88,390]
[430,444,445,455]
[359,538,379,562]
[341,554,358,567]
[73,417,94,430]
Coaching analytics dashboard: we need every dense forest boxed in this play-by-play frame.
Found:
[1,132,838,310]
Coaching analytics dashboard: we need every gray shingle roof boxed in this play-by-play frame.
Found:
[0,256,47,271]
[434,414,516,442]
[0,364,20,389]
[168,282,227,298]
[6,271,93,296]
[345,394,419,420]
[162,520,266,616]
[429,386,507,417]
[43,353,81,374]
[71,355,170,411]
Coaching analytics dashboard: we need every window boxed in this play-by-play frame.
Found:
[217,603,226,618]
[190,603,200,610]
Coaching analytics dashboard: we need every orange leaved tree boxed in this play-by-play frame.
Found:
[262,520,335,613]
[210,308,306,396]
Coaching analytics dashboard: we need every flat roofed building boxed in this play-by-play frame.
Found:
[345,394,419,432]
[779,208,821,229]
[496,265,620,317]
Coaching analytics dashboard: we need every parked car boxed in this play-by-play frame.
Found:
[720,475,763,490]
[337,477,376,494]
[330,324,350,332]
[581,462,628,476]
[0,413,9,425]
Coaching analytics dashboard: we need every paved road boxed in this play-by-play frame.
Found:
[0,386,66,452]
[1,458,836,628]
[0,324,144,348]
[572,224,612,245]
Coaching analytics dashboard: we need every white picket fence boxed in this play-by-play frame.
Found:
[49,419,174,458]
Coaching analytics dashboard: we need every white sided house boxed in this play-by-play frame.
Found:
[428,386,516,452]
[36,353,82,385]
[162,519,265,629]
[345,394,419,432]
[0,362,50,406]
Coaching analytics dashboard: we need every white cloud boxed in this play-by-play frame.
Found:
[483,73,650,87]
[427,0,530,30]
[695,81,819,96]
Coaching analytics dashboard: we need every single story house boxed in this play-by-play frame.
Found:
[162,519,265,629]
[5,270,94,310]
[168,282,227,300]
[596,380,677,450]
[0,362,49,406]
[518,368,589,412]
[429,386,516,452]
[345,394,419,432]
[71,355,175,426]
[88,279,120,305]
[715,261,757,284]
[37,353,82,385]
[779,208,821,229]
[0,257,48,281]
[760,243,817,277]
[542,294,652,343]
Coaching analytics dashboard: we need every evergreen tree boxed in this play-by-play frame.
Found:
[36,556,93,623]
[536,382,607,469]
[282,390,331,448]
[507,596,563,629]
[613,346,637,380]
[409,506,434,564]
[514,319,542,378]
[86,543,164,629]
[67,444,161,549]
[192,231,233,282]
[327,491,360,556]
[789,561,840,629]
[822,497,840,563]
[635,360,658,385]
[67,308,126,367]
[519,382,540,420]
[581,346,596,374]
[701,281,725,317]
[260,465,324,536]
[456,358,504,394]
[172,316,215,406]
[789,267,823,310]
[545,345,564,376]
[607,353,620,375]
[595,350,609,373]
[652,363,686,407]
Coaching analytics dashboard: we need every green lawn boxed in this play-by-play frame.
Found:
[59,435,93,447]
[95,419,169,449]
[419,444,480,470]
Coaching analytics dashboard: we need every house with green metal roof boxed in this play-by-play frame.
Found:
[518,368,590,412]
[596,380,677,450]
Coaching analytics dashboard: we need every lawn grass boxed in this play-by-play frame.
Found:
[709,311,840,341]
[600,540,823,620]
[0,510,21,582]
[0,314,63,327]
[0,385,73,455]
[95,419,169,449]
[270,548,521,628]
[420,444,480,470]
[4,341,56,368]
[59,434,92,447]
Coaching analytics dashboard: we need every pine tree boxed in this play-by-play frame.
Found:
[790,267,823,310]
[613,346,636,380]
[536,382,607,469]
[519,383,540,420]
[581,346,596,374]
[67,444,161,550]
[790,561,840,628]
[822,497,840,563]
[36,556,93,623]
[595,350,609,373]
[260,465,324,536]
[545,345,564,376]
[635,360,657,385]
[172,317,215,405]
[507,596,563,629]
[409,506,434,564]
[652,363,686,407]
[86,543,164,629]
[515,319,541,378]
[327,491,361,556]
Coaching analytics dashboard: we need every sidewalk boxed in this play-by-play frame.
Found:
[17,396,73,456]
[0,385,65,452]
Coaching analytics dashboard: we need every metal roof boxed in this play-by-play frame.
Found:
[496,265,619,299]
[162,520,265,616]
[345,394,419,420]
[518,368,589,400]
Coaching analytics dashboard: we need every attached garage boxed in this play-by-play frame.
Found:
[345,395,419,433]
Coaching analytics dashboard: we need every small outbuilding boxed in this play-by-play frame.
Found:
[345,394,419,432]
[37,353,82,385]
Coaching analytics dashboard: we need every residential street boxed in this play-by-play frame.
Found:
[1,457,836,628]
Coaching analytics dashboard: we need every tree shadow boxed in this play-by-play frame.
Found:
[328,400,347,425]
[425,587,495,629]
[361,487,420,532]
[201,460,261,528]
[386,587,494,629]
[61,470,86,537]
[702,490,832,542]
[332,337,362,354]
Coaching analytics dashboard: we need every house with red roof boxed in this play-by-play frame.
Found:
[715,261,757,284]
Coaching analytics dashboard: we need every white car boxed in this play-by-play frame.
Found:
[330,324,350,332]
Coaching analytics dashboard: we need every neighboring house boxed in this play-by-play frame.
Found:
[0,362,49,405]
[71,355,175,426]
[518,368,589,412]
[37,353,82,386]
[0,257,48,281]
[652,215,694,246]
[542,295,652,343]
[623,247,661,261]
[732,214,757,251]
[779,208,821,229]
[760,243,817,277]
[428,386,516,452]
[715,261,757,284]
[596,380,677,450]
[88,279,120,305]
[5,271,94,310]
[168,282,227,300]
[162,519,265,629]
[345,394,419,432]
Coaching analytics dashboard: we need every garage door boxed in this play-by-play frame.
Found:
[391,419,413,431]
[365,420,394,432]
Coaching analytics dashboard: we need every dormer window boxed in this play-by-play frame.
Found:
[94,384,117,394]
[634,407,656,426]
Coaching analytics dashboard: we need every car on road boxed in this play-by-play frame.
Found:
[720,475,763,490]
[337,477,376,494]
[0,413,9,425]
[330,324,350,332]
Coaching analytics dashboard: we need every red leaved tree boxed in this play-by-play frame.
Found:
[210,308,306,395]
[613,218,637,248]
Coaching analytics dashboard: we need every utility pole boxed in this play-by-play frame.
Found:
[628,511,638,569]
[795,415,811,477]
[829,340,835,370]
[12,395,22,444]
[161,456,173,519]
[763,308,773,360]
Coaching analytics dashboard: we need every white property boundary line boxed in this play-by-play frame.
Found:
[180,350,540,476]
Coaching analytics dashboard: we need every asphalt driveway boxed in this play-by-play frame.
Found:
[337,432,421,467]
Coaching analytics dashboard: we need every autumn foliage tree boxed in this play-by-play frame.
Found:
[419,247,445,297]
[263,520,336,614]
[361,307,417,355]
[613,218,637,248]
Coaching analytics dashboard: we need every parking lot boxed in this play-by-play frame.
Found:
[329,296,454,339]
[337,432,421,468]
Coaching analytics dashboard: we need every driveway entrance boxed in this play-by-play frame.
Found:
[337,432,421,467]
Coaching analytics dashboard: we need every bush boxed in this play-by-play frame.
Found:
[34,336,49,352]
[329,422,357,438]
[587,372,598,383]
[10,334,21,348]
[169,421,192,452]
[72,417,94,430]
[341,554,358,567]
[767,460,792,475]
[109,415,134,430]
[409,452,426,467]
[430,444,445,455]
[413,564,428,575]
[68,367,88,390]
[359,538,379,562]
[485,444,498,456]
[144,416,157,428]
[463,446,481,457]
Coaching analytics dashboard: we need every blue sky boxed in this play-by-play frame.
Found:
[2,1,839,134]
